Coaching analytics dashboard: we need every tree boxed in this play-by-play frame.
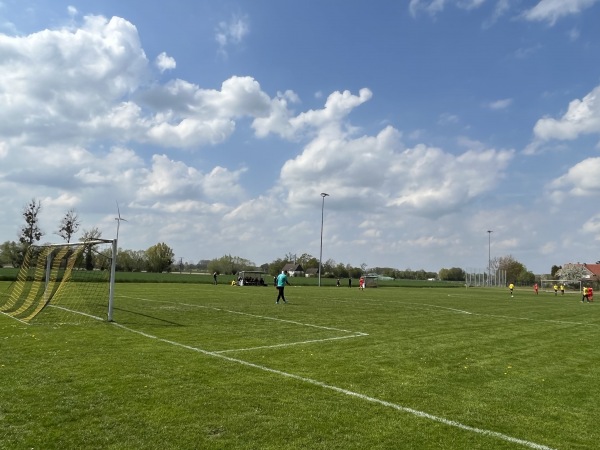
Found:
[550,265,561,278]
[0,241,23,267]
[146,242,175,273]
[57,208,80,243]
[19,199,43,246]
[556,263,589,281]
[296,253,318,270]
[208,254,255,275]
[497,255,535,285]
[439,267,465,281]
[79,227,103,270]
[117,249,147,272]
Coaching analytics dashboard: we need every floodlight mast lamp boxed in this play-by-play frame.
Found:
[319,193,329,287]
[487,230,493,287]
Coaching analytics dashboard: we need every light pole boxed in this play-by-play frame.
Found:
[487,230,493,287]
[319,193,329,287]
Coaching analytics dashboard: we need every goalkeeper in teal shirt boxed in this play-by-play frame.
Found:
[276,270,291,304]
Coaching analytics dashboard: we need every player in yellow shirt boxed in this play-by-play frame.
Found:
[509,283,514,298]
[582,287,589,303]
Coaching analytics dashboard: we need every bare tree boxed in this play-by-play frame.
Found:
[19,199,43,246]
[57,208,80,243]
[80,227,103,270]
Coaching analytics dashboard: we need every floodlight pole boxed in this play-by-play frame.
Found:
[319,193,329,287]
[487,230,493,287]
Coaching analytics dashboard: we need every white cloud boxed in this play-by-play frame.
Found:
[522,0,600,25]
[409,0,488,17]
[549,157,600,199]
[0,15,149,147]
[488,98,513,110]
[215,15,249,56]
[438,112,460,125]
[532,85,600,141]
[155,52,176,73]
[279,123,514,219]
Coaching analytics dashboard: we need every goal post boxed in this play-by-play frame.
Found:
[0,239,116,323]
[540,279,582,294]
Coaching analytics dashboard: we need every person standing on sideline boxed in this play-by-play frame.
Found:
[213,272,218,285]
[560,284,565,295]
[276,270,291,304]
[336,278,340,287]
[348,277,352,288]
[553,284,558,296]
[534,283,538,295]
[509,283,514,298]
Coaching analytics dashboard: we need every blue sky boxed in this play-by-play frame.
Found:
[1,0,600,274]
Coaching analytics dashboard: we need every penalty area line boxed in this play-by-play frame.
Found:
[214,333,368,354]
[110,321,556,450]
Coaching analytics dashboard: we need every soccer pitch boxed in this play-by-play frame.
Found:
[1,283,598,449]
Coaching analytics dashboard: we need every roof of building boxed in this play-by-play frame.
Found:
[584,264,600,277]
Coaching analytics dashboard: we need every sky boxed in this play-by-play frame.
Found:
[1,0,600,274]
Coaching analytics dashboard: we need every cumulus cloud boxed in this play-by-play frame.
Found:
[549,157,600,201]
[0,15,149,147]
[532,85,600,141]
[279,121,514,219]
[155,52,176,73]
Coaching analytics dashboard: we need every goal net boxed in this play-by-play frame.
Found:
[540,279,582,294]
[0,240,116,324]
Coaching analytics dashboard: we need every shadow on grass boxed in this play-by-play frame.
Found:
[113,306,184,327]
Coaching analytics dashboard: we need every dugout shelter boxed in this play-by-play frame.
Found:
[364,274,378,288]
[236,270,268,286]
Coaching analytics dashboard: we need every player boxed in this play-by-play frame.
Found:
[582,286,589,303]
[509,283,514,298]
[534,283,538,295]
[275,270,291,304]
[589,287,594,302]
[553,284,558,296]
[359,277,365,290]
[560,284,565,295]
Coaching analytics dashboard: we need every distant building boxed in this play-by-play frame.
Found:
[282,263,304,277]
[305,268,319,278]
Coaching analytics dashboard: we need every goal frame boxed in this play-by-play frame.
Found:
[2,239,117,322]
[540,279,582,293]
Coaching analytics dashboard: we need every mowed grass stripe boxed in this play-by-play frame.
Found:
[2,282,598,448]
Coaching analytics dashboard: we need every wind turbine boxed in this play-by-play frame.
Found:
[115,201,128,243]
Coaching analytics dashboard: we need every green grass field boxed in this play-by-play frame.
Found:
[1,282,598,449]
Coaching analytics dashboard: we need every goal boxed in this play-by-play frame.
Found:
[0,240,117,323]
[540,279,582,294]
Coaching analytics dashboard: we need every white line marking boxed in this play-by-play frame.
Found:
[214,333,366,354]
[110,321,556,450]
[118,295,369,353]
[0,310,30,324]
[49,304,104,321]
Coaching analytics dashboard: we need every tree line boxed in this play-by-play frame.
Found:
[0,198,175,273]
[0,198,540,280]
